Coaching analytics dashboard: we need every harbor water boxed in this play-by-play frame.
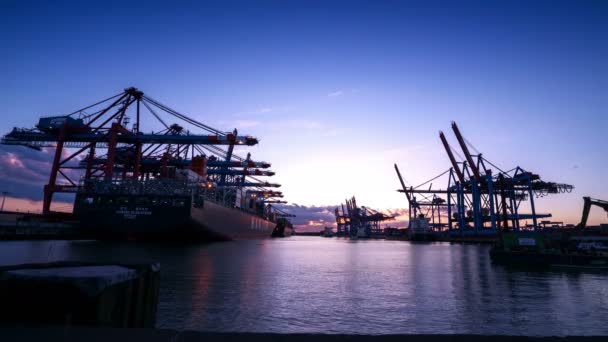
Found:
[1,236,607,336]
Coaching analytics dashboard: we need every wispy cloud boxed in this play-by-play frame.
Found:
[1,196,73,214]
[275,204,337,231]
[220,116,322,132]
[327,88,359,98]
[234,106,292,117]
[321,128,346,137]
[327,90,344,97]
[282,119,320,129]
[276,204,410,232]
[265,119,321,130]
[0,145,78,202]
[234,120,261,128]
[379,145,428,161]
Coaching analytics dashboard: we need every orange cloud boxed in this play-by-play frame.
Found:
[1,196,73,214]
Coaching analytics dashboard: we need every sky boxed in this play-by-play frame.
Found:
[1,0,607,229]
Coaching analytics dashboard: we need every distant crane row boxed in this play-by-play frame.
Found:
[334,196,394,238]
[395,122,574,236]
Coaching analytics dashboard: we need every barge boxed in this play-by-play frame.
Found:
[490,232,608,269]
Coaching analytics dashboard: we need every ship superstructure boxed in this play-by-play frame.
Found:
[1,87,293,240]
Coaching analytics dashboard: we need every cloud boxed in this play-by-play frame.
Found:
[234,120,261,128]
[0,146,52,198]
[1,196,73,214]
[321,128,346,137]
[279,119,321,129]
[275,204,337,232]
[383,208,408,218]
[0,145,78,202]
[234,106,292,117]
[275,204,410,232]
[4,152,25,168]
[257,107,273,114]
[327,89,359,98]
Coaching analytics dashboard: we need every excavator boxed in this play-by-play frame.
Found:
[576,197,608,228]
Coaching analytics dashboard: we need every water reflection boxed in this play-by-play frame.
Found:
[1,237,607,335]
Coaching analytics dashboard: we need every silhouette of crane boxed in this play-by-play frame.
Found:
[577,197,608,228]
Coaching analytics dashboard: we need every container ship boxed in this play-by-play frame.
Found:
[1,87,294,241]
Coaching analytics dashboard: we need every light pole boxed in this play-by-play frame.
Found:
[1,191,10,211]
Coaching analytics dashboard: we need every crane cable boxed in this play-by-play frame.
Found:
[413,169,451,190]
[463,136,481,155]
[66,92,124,118]
[141,100,170,130]
[143,96,225,135]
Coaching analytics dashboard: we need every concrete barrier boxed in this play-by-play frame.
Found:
[0,261,159,328]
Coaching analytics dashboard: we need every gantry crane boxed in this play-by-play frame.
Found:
[1,87,287,215]
[395,121,574,235]
[334,196,394,237]
[394,164,448,232]
[577,197,608,228]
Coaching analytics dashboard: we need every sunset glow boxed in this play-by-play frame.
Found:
[1,1,606,232]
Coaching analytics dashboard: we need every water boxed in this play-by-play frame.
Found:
[1,236,607,335]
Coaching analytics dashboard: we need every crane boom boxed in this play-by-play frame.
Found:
[577,196,608,228]
[451,121,481,181]
[439,131,466,184]
[79,158,271,169]
[394,164,413,205]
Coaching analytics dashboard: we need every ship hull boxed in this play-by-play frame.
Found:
[409,233,437,242]
[490,247,608,269]
[74,194,275,241]
[190,200,275,240]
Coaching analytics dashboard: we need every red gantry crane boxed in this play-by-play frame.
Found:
[1,87,287,216]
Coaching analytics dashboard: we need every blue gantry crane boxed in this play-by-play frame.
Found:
[395,122,573,237]
[334,196,394,237]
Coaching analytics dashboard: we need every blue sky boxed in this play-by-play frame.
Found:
[1,0,607,226]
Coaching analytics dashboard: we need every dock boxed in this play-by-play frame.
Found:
[0,212,84,240]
